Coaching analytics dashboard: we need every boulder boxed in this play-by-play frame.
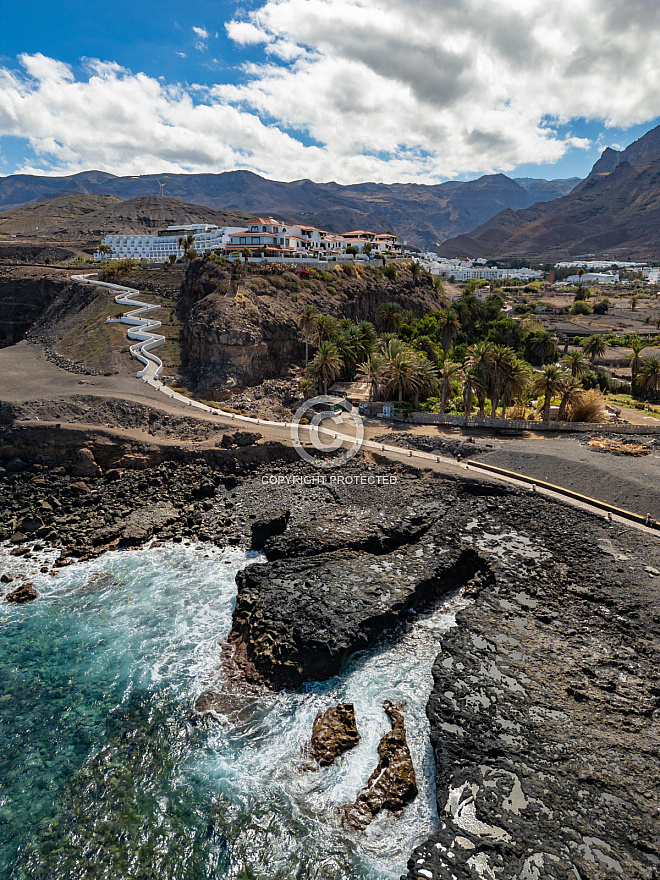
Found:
[71,448,100,478]
[310,704,360,766]
[5,457,26,474]
[6,583,38,604]
[250,507,290,551]
[20,514,44,534]
[1,573,14,584]
[233,431,261,447]
[344,701,417,829]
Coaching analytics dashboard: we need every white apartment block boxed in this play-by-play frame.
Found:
[427,259,542,281]
[565,272,620,284]
[94,224,244,262]
[95,218,402,263]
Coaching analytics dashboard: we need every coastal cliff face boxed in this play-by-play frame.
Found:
[0,270,72,347]
[178,258,447,391]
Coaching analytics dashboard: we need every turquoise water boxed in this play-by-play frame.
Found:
[0,542,464,880]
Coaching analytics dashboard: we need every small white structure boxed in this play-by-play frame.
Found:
[565,272,620,284]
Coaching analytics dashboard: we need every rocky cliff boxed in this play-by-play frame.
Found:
[0,268,76,347]
[178,257,447,391]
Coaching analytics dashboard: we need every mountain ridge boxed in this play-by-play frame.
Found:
[0,168,579,249]
[437,125,660,260]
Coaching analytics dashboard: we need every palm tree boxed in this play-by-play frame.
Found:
[377,336,407,359]
[560,349,590,378]
[401,308,417,326]
[356,321,377,358]
[533,365,565,422]
[465,341,495,418]
[528,330,556,366]
[356,353,385,401]
[438,360,461,414]
[487,345,517,416]
[376,301,403,333]
[461,367,483,420]
[636,357,660,398]
[557,376,583,421]
[383,349,420,405]
[315,314,338,344]
[308,341,344,395]
[629,339,647,378]
[298,377,315,399]
[412,356,438,409]
[298,304,318,367]
[333,328,358,377]
[409,262,422,284]
[499,357,532,418]
[437,309,461,353]
[582,334,607,365]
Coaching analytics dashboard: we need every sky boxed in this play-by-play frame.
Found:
[1,0,660,185]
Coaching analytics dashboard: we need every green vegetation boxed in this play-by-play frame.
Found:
[294,279,660,419]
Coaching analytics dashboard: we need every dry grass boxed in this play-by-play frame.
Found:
[588,438,650,455]
[566,389,606,423]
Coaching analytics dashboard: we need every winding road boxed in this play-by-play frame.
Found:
[72,272,660,533]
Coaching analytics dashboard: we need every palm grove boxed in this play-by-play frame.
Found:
[298,282,660,421]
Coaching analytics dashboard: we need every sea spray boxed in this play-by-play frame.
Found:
[0,541,465,880]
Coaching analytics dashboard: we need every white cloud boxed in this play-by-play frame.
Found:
[225,20,271,45]
[2,1,660,183]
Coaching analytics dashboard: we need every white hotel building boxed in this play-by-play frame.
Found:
[94,224,245,263]
[95,220,402,263]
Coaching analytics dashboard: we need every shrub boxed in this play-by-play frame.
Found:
[567,389,606,422]
[570,301,593,315]
[383,265,397,280]
[592,300,609,314]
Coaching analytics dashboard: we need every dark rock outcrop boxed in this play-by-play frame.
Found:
[5,582,38,603]
[405,499,660,880]
[250,507,290,551]
[261,503,442,561]
[309,703,360,767]
[344,701,417,829]
[229,533,487,689]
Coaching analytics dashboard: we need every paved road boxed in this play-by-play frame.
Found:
[68,273,660,538]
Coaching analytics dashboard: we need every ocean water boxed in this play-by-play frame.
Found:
[0,542,465,880]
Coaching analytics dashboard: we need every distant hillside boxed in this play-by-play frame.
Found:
[0,169,581,249]
[437,126,660,261]
[0,194,121,236]
[0,195,255,238]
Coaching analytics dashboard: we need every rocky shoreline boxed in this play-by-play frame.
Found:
[1,434,659,879]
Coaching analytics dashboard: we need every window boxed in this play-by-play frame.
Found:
[251,237,260,244]
[239,237,246,244]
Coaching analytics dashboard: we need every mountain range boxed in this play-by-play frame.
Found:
[438,126,660,261]
[0,168,578,250]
